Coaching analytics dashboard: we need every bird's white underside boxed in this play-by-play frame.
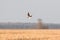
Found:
[28,17,31,19]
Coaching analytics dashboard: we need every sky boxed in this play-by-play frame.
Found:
[0,0,60,23]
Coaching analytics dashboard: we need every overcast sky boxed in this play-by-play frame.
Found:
[0,0,60,23]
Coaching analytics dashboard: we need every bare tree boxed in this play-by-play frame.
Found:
[36,18,43,29]
[36,18,49,29]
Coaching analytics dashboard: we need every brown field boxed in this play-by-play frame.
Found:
[0,29,60,40]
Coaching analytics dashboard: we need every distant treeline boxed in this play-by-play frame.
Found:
[0,23,60,29]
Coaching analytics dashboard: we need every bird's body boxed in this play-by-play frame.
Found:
[27,12,32,19]
[28,12,32,17]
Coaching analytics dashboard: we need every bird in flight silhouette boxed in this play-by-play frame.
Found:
[27,12,32,19]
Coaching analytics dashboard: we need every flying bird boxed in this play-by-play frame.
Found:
[27,12,32,19]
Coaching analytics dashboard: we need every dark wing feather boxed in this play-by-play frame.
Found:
[28,12,30,17]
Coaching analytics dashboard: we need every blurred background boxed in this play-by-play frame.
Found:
[0,0,60,29]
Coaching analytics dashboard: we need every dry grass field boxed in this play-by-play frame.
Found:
[0,29,60,40]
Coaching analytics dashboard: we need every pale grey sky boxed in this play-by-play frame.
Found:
[0,0,60,23]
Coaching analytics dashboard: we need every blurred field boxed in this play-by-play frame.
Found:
[0,29,60,40]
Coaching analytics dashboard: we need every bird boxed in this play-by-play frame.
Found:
[27,12,32,17]
[27,12,32,19]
